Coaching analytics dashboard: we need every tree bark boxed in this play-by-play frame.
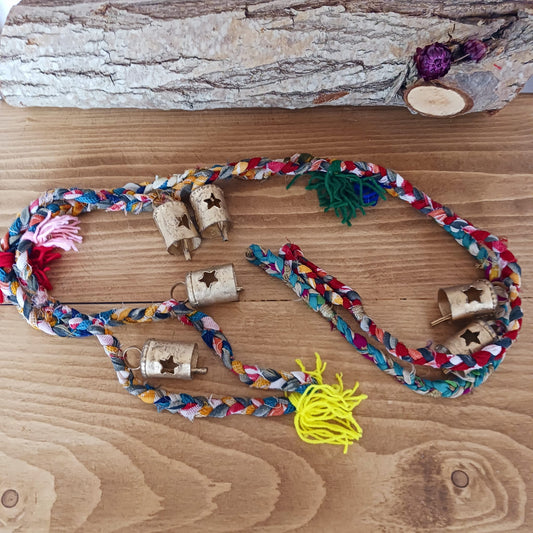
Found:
[0,1,532,113]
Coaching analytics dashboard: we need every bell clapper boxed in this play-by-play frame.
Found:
[430,313,452,327]
[218,221,229,241]
[182,240,192,261]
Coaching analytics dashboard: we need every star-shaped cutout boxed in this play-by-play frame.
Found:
[199,270,218,288]
[463,286,483,304]
[177,214,190,229]
[460,328,480,346]
[159,355,179,374]
[204,193,221,209]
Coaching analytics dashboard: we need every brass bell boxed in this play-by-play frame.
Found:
[189,184,231,240]
[153,200,201,261]
[182,263,242,307]
[435,319,497,355]
[431,279,497,327]
[124,339,207,379]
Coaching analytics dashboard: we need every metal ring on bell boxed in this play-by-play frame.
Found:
[122,345,142,371]
[170,281,188,303]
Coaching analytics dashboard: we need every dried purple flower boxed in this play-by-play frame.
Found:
[414,43,452,81]
[462,39,487,62]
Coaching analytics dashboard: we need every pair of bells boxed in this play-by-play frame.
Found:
[431,279,498,354]
[153,184,230,260]
[124,263,241,380]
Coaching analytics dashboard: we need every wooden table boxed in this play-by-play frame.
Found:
[0,97,532,532]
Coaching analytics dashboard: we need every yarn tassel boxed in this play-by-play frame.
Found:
[28,246,62,291]
[22,212,82,251]
[0,251,15,270]
[286,160,386,226]
[288,353,367,453]
[0,251,16,303]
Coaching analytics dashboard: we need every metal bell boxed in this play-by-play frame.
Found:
[189,184,231,240]
[124,339,207,379]
[153,200,201,261]
[184,263,242,307]
[435,319,497,355]
[431,279,497,327]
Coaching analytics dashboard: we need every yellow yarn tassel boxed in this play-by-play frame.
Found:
[288,353,367,454]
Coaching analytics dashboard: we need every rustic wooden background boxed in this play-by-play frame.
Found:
[0,97,532,532]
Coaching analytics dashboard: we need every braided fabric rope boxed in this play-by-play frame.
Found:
[247,243,511,398]
[0,154,523,414]
[0,193,320,420]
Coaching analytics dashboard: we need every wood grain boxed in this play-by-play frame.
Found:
[0,98,532,532]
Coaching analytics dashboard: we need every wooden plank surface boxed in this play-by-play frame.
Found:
[0,97,532,532]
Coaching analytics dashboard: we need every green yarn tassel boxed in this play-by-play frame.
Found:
[286,160,387,226]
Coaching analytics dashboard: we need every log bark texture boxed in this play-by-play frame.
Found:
[0,1,532,113]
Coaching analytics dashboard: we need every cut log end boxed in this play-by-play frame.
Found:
[404,81,474,118]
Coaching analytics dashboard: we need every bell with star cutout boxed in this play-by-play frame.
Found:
[189,184,231,240]
[435,319,498,355]
[431,279,497,327]
[182,263,242,307]
[170,264,242,308]
[153,200,201,261]
[123,339,208,380]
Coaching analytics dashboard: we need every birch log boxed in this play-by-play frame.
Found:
[0,1,532,113]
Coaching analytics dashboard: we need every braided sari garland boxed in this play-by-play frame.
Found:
[0,154,523,450]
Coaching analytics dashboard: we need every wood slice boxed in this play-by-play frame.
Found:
[404,81,474,117]
[0,1,532,113]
